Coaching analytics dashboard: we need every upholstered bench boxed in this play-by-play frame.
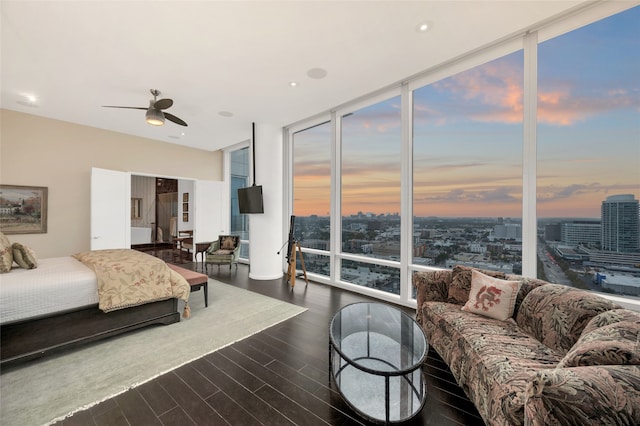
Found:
[167,263,209,307]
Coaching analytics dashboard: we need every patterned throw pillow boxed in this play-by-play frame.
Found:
[0,231,13,273]
[12,242,38,269]
[448,264,508,304]
[220,236,237,250]
[461,269,522,321]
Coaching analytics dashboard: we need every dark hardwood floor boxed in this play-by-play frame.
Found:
[58,258,484,426]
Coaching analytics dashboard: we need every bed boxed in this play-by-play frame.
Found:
[0,249,190,368]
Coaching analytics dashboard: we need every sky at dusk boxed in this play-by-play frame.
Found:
[293,6,639,219]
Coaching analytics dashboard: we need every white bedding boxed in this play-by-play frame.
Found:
[0,257,99,325]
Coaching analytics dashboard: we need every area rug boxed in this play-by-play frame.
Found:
[0,279,307,426]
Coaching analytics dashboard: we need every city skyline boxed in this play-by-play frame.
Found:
[293,6,639,219]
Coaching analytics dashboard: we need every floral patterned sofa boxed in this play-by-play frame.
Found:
[413,265,640,426]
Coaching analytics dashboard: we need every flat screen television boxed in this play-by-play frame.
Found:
[238,185,264,214]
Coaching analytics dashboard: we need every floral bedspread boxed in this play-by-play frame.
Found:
[73,249,190,312]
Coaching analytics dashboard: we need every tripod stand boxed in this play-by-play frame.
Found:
[286,240,308,288]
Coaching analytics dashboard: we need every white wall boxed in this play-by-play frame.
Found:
[0,109,223,257]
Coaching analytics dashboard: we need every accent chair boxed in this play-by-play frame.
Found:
[205,235,240,272]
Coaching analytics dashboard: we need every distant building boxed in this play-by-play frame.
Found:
[561,220,601,247]
[601,194,639,253]
[494,223,521,240]
[595,273,640,297]
[544,223,562,242]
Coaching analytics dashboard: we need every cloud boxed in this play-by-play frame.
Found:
[537,182,639,203]
[416,185,521,205]
[413,55,639,128]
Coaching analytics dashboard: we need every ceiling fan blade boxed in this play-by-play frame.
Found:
[154,98,173,110]
[102,105,147,110]
[164,112,188,127]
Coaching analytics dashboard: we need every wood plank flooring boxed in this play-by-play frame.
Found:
[57,261,484,426]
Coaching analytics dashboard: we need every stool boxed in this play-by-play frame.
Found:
[167,263,209,307]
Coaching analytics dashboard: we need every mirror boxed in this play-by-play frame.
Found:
[131,198,142,219]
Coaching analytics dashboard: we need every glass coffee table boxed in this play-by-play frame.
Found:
[329,302,428,424]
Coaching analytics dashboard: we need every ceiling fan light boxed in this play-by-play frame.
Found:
[145,108,165,126]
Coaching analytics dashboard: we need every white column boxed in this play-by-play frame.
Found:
[249,123,284,280]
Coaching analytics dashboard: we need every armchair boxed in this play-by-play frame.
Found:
[205,235,240,273]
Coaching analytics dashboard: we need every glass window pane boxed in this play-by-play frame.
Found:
[298,252,330,276]
[293,122,331,257]
[537,7,640,296]
[341,259,400,295]
[230,147,250,258]
[342,96,402,262]
[412,52,524,274]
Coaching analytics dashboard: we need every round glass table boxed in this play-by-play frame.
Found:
[329,302,428,424]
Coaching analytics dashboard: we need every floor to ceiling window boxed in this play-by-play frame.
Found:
[412,52,524,275]
[230,146,250,259]
[286,4,639,308]
[537,7,640,297]
[340,95,402,294]
[292,121,331,276]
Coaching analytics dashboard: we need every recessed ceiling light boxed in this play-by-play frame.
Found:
[307,68,328,79]
[218,111,234,118]
[290,81,298,87]
[416,21,433,33]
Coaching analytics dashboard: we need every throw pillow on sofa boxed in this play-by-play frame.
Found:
[448,264,507,304]
[461,269,522,321]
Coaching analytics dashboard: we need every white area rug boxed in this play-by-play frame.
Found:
[0,279,306,426]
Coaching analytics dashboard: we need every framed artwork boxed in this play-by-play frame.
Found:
[182,202,189,212]
[182,212,189,222]
[183,192,189,203]
[0,185,48,234]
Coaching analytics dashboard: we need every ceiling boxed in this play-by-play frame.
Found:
[1,0,590,152]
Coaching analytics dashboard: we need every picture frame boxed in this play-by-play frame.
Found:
[182,212,189,222]
[183,192,189,203]
[0,184,48,234]
[182,202,189,212]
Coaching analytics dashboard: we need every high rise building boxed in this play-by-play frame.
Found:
[601,194,639,253]
[561,220,601,247]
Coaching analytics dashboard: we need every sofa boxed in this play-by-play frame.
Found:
[413,265,640,426]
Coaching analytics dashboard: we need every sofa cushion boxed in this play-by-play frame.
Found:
[462,270,521,321]
[525,365,640,426]
[558,309,640,368]
[516,284,620,354]
[448,264,507,305]
[509,276,549,318]
[0,231,13,273]
[582,308,640,335]
[413,269,450,302]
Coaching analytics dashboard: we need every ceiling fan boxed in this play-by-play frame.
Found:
[102,89,188,127]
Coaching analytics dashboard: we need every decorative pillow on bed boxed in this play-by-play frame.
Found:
[0,231,13,273]
[12,242,38,269]
[461,269,521,321]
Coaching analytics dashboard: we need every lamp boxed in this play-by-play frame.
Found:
[145,108,165,126]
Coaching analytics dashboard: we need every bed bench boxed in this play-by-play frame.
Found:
[167,263,209,307]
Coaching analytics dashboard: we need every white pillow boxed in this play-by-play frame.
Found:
[461,269,521,321]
